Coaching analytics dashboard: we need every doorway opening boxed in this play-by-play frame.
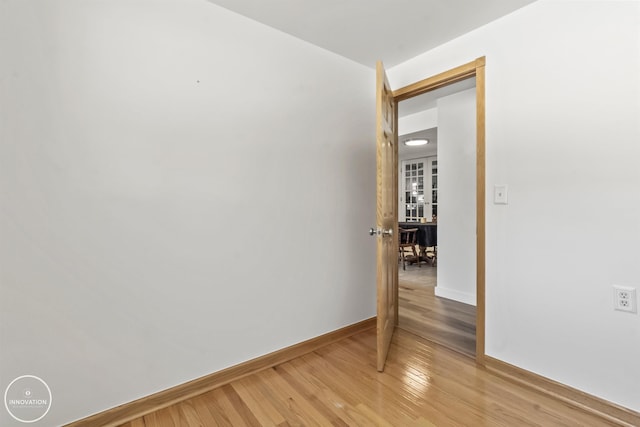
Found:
[397,77,478,357]
[380,57,486,363]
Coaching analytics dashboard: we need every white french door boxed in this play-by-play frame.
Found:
[400,157,437,221]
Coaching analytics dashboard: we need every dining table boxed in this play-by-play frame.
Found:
[399,221,437,264]
[399,222,437,247]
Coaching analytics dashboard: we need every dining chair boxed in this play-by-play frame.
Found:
[425,245,437,266]
[398,228,421,270]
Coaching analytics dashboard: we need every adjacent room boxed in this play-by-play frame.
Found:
[396,78,478,357]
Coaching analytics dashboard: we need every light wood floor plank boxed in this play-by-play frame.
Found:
[309,346,435,425]
[245,370,309,425]
[124,328,628,427]
[193,390,235,427]
[277,361,372,426]
[294,352,416,425]
[176,400,204,427]
[207,387,247,427]
[141,411,160,427]
[354,403,396,427]
[258,367,333,426]
[272,364,349,426]
[189,395,223,427]
[120,419,146,427]
[230,379,281,427]
[221,384,262,426]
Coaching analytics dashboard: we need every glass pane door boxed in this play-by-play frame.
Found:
[431,159,438,218]
[402,158,427,222]
[400,157,437,221]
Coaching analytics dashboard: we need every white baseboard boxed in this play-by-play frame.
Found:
[434,286,476,305]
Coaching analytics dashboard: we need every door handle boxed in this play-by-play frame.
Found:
[369,227,393,237]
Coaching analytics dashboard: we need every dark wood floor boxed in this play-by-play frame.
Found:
[121,328,619,426]
[398,262,476,357]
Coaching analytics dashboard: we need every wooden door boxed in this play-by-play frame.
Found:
[375,61,398,372]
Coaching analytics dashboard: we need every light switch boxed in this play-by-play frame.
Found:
[494,185,508,204]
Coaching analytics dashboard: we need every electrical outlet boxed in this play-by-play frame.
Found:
[613,286,637,313]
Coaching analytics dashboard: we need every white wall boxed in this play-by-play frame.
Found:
[436,88,477,305]
[0,0,376,425]
[398,108,437,136]
[389,0,640,412]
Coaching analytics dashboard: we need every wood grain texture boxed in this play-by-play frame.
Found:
[398,265,476,357]
[65,318,375,427]
[392,57,485,101]
[392,96,400,329]
[475,59,486,362]
[122,328,630,427]
[376,61,399,372]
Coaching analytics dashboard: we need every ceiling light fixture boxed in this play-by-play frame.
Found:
[404,139,428,146]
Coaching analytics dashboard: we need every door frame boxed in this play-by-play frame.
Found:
[393,57,486,362]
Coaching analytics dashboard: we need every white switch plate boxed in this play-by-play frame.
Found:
[494,185,508,204]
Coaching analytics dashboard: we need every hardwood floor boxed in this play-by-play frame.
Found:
[120,328,620,426]
[398,263,476,357]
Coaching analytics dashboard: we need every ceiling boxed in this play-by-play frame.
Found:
[204,0,528,159]
[399,127,438,158]
[205,0,536,68]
